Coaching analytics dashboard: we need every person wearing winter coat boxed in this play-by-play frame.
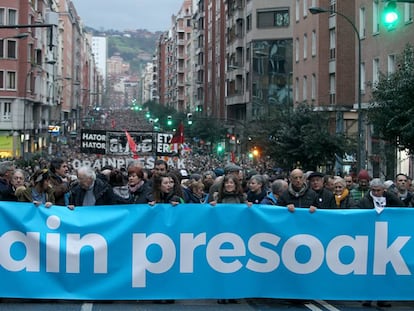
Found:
[260,179,288,205]
[246,174,268,204]
[15,169,55,207]
[332,177,356,209]
[356,178,405,209]
[278,169,319,213]
[68,166,116,209]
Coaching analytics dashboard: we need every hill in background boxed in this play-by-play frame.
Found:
[86,27,162,74]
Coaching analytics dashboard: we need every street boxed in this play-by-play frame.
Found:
[1,299,414,310]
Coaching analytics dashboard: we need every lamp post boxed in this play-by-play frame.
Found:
[309,6,364,172]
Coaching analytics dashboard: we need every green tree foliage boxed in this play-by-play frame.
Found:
[249,104,352,171]
[189,117,228,144]
[368,44,414,153]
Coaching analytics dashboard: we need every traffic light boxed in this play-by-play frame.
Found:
[145,111,150,118]
[187,113,193,125]
[217,144,223,153]
[167,115,172,126]
[383,1,399,29]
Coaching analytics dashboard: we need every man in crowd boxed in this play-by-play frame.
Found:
[395,173,412,206]
[344,174,356,191]
[68,166,116,209]
[49,158,71,206]
[0,161,16,201]
[308,172,335,208]
[278,168,319,212]
[350,169,370,204]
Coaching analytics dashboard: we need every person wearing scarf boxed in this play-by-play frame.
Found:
[278,169,319,212]
[126,165,151,204]
[333,177,356,209]
[356,178,405,209]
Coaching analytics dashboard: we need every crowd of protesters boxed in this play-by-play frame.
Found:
[1,152,414,307]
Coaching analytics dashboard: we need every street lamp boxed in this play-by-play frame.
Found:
[309,6,364,172]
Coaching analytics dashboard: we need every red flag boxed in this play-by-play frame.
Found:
[231,151,236,163]
[125,130,139,159]
[170,122,185,144]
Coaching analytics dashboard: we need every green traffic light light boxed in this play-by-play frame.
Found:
[217,145,223,153]
[383,1,399,29]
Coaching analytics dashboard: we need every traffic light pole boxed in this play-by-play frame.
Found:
[0,24,56,50]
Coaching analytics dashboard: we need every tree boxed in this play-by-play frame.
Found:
[250,104,353,171]
[368,44,414,154]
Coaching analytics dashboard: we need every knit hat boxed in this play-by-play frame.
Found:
[357,169,370,180]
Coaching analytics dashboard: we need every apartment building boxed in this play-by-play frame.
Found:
[0,0,101,158]
[296,0,414,176]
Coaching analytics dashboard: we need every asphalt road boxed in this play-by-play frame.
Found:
[1,299,414,310]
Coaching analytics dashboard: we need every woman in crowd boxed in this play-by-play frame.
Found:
[246,174,267,204]
[148,172,183,205]
[210,174,249,205]
[333,177,356,209]
[109,168,130,204]
[15,168,55,207]
[184,179,206,203]
[126,165,151,204]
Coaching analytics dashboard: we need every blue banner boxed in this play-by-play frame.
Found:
[0,202,413,300]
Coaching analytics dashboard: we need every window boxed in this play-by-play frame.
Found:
[296,0,300,21]
[303,34,308,59]
[373,1,380,34]
[7,40,16,58]
[388,54,396,74]
[8,9,17,25]
[404,3,413,23]
[303,0,308,18]
[6,71,16,89]
[0,40,3,58]
[257,9,289,28]
[0,71,3,88]
[311,74,316,100]
[295,77,299,102]
[2,102,11,121]
[329,29,336,59]
[0,8,4,25]
[295,38,300,62]
[311,31,316,56]
[246,14,252,32]
[373,58,380,85]
[329,73,336,105]
[359,7,366,38]
[303,76,308,101]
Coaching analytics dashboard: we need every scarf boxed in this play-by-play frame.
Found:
[370,191,386,209]
[335,188,349,208]
[288,183,308,198]
[128,180,144,193]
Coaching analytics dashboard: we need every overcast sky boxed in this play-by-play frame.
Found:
[71,0,184,32]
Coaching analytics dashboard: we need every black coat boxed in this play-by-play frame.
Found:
[278,187,319,208]
[314,188,336,209]
[69,178,116,206]
[356,191,405,209]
